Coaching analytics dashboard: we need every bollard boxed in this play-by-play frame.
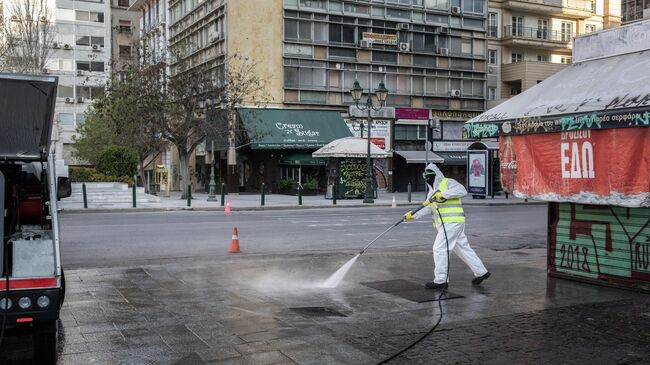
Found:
[82,183,88,209]
[220,183,226,206]
[261,183,265,206]
[333,185,337,205]
[407,182,412,203]
[298,186,302,206]
[187,185,192,207]
[132,183,136,208]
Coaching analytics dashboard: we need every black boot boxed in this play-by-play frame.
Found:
[425,281,448,290]
[472,272,491,285]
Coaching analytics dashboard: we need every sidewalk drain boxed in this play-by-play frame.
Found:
[290,307,348,318]
[362,279,463,303]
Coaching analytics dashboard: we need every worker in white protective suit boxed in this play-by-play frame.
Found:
[403,163,490,289]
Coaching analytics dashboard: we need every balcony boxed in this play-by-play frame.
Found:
[501,25,575,50]
[503,0,594,19]
[501,60,568,89]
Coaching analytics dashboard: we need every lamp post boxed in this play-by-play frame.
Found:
[349,80,389,204]
[200,97,218,201]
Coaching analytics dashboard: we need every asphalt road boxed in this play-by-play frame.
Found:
[60,205,547,268]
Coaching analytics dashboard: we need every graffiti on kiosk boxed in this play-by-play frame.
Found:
[551,204,650,283]
[464,123,499,138]
[511,116,554,134]
[560,113,602,131]
[275,122,320,137]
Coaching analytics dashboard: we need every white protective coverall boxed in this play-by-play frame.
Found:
[413,163,489,284]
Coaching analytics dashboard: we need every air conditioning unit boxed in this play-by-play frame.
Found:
[92,44,100,51]
[77,97,84,104]
[398,42,410,52]
[63,44,71,50]
[335,63,342,69]
[42,68,49,74]
[451,6,461,14]
[76,70,83,76]
[439,26,449,34]
[438,47,449,56]
[65,97,73,104]
[52,42,60,49]
[450,89,461,97]
[210,31,221,42]
[359,40,371,48]
[488,66,495,74]
[398,23,410,30]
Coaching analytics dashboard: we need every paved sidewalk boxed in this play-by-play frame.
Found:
[59,191,542,212]
[3,247,648,364]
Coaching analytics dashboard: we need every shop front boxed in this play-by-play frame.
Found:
[466,21,650,291]
[237,108,352,193]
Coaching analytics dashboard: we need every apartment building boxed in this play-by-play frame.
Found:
[129,0,490,192]
[485,0,620,109]
[111,0,140,73]
[622,0,650,22]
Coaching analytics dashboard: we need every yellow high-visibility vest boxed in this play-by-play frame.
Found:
[432,178,465,224]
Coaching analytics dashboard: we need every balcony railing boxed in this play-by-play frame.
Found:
[503,25,575,43]
[488,26,498,37]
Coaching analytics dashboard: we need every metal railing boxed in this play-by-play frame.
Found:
[488,26,498,38]
[503,25,575,43]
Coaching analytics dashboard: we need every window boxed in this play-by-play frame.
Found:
[75,10,104,23]
[488,87,496,101]
[394,125,421,140]
[58,113,74,126]
[329,47,356,58]
[560,56,572,64]
[461,38,472,54]
[76,113,86,125]
[512,16,523,37]
[561,22,573,42]
[118,0,130,7]
[75,86,105,100]
[412,33,436,53]
[488,12,497,37]
[57,85,74,98]
[511,53,523,63]
[118,20,132,33]
[488,49,497,64]
[511,87,521,96]
[76,36,90,46]
[372,51,398,64]
[463,0,485,14]
[537,19,548,40]
[119,45,132,58]
[329,23,355,44]
[76,61,105,72]
[537,55,548,62]
[585,24,596,33]
[424,0,449,10]
[300,0,326,9]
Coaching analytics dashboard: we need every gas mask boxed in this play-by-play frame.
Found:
[422,170,436,186]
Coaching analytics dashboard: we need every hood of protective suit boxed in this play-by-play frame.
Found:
[424,163,445,192]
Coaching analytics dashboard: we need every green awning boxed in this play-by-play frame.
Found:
[279,153,325,166]
[436,151,467,166]
[239,108,353,149]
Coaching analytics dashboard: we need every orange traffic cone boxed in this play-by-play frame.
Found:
[229,227,241,253]
[225,198,231,216]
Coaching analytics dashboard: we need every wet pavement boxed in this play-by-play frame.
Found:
[2,246,649,364]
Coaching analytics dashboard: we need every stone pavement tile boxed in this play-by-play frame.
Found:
[197,345,242,362]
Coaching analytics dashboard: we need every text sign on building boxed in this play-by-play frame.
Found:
[345,119,391,152]
[432,141,474,151]
[395,108,429,120]
[431,110,482,120]
[362,32,398,45]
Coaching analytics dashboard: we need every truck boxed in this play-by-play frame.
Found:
[0,73,70,363]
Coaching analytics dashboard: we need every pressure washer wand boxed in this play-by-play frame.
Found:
[358,203,429,256]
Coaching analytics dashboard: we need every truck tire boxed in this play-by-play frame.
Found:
[33,321,57,365]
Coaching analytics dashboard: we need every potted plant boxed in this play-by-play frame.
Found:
[301,178,319,196]
[277,178,296,195]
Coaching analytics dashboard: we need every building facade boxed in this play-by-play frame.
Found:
[130,0,491,193]
[485,0,620,110]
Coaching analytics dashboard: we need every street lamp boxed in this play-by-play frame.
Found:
[349,80,389,204]
[201,96,218,201]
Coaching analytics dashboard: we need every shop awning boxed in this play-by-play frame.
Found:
[239,108,353,149]
[279,153,325,166]
[395,151,444,164]
[436,152,467,165]
[465,50,650,138]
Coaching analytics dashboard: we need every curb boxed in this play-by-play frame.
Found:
[58,200,545,214]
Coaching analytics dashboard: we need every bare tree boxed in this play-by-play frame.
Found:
[0,0,54,74]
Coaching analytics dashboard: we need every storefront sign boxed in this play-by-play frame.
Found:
[395,108,429,120]
[345,119,391,151]
[432,141,473,151]
[362,32,398,45]
[275,122,320,137]
[500,127,650,207]
[348,106,395,119]
[432,111,481,120]
[466,107,650,138]
[467,150,489,196]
